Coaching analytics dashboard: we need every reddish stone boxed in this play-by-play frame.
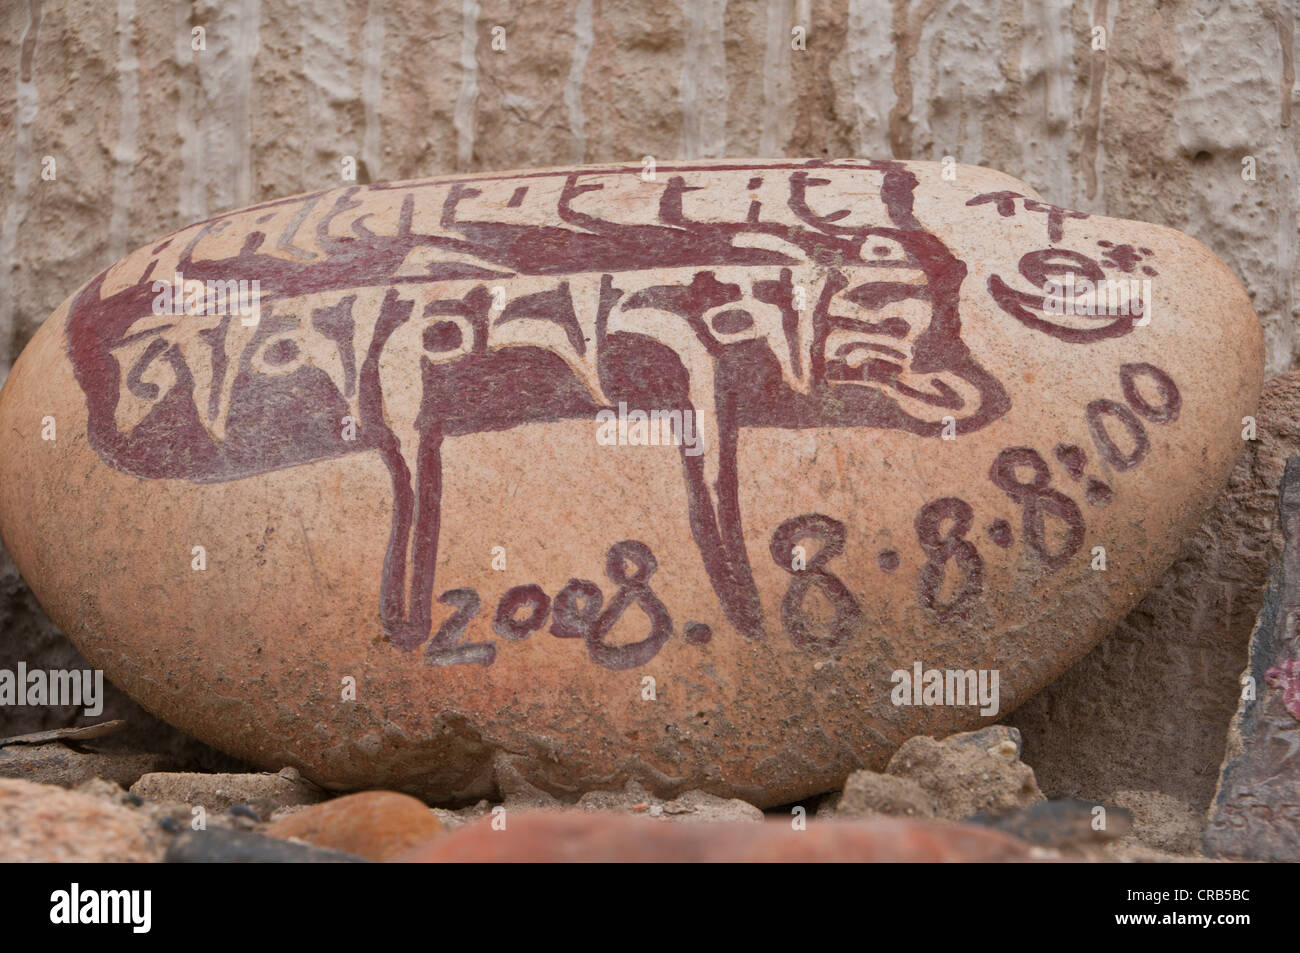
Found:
[394,811,1037,862]
[265,790,444,861]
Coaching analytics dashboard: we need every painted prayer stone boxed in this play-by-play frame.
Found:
[0,159,1264,805]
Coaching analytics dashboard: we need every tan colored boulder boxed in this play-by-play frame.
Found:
[0,159,1263,806]
[263,790,444,861]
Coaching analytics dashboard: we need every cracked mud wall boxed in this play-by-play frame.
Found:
[0,0,1297,805]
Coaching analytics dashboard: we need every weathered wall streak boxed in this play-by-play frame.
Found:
[846,0,893,157]
[361,0,385,181]
[888,0,941,159]
[0,0,41,384]
[108,0,139,263]
[1271,0,1297,372]
[299,0,357,184]
[1017,0,1073,205]
[908,0,1003,167]
[233,0,260,207]
[760,0,794,157]
[565,0,594,162]
[190,0,262,214]
[680,0,729,159]
[455,0,480,170]
[1079,0,1109,201]
[1274,0,1295,129]
[173,0,203,223]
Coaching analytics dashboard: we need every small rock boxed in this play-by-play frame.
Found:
[832,772,938,819]
[943,725,1024,761]
[885,733,1044,820]
[72,777,128,801]
[130,770,325,813]
[264,790,445,861]
[164,827,371,863]
[431,799,493,831]
[0,742,168,789]
[0,777,158,861]
[577,781,762,823]
[395,812,1039,862]
[225,804,261,830]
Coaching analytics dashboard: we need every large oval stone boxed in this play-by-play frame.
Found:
[0,159,1263,806]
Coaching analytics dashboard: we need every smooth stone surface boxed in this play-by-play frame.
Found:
[0,538,250,773]
[0,159,1264,806]
[264,790,444,861]
[1012,370,1300,809]
[395,811,1040,862]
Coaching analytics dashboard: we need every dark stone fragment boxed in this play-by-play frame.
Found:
[165,828,372,863]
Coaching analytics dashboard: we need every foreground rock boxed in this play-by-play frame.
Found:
[165,828,370,863]
[396,811,1040,862]
[0,159,1264,805]
[831,727,1043,821]
[0,777,157,862]
[264,790,444,861]
[971,799,1132,850]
